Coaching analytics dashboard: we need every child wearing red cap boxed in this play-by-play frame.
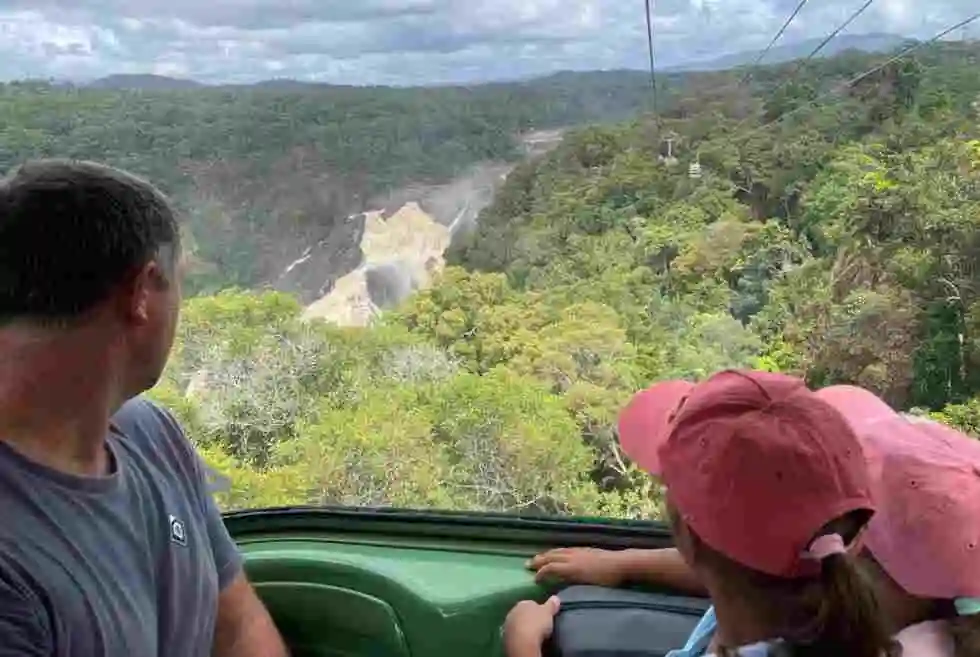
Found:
[516,379,980,657]
[814,385,980,657]
[505,370,896,657]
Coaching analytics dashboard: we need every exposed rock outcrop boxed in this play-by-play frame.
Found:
[302,202,451,325]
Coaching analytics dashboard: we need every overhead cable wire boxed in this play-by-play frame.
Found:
[768,0,876,95]
[730,0,876,132]
[645,0,658,113]
[736,10,980,142]
[739,0,811,85]
[799,0,876,63]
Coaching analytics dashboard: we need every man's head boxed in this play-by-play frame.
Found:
[0,159,182,398]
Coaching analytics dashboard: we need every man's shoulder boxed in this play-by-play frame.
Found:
[112,396,182,438]
[111,396,194,456]
[111,396,228,497]
[110,396,200,485]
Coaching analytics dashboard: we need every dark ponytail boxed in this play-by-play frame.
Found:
[949,614,980,657]
[783,552,899,657]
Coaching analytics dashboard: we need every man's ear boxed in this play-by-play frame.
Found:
[119,261,163,326]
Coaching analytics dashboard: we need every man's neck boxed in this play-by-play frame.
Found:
[0,327,123,477]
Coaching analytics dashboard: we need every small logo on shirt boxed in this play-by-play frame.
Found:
[168,514,187,547]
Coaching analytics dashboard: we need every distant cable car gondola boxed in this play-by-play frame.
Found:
[659,131,679,167]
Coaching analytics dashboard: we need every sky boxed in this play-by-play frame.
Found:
[0,0,976,86]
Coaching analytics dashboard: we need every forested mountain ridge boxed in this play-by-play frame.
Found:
[132,40,980,517]
[3,40,961,303]
[0,69,661,298]
[448,40,980,413]
[0,69,659,194]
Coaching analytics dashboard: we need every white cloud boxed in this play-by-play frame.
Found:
[0,0,975,84]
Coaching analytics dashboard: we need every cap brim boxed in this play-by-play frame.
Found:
[618,380,694,476]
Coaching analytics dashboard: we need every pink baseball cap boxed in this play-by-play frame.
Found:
[815,385,980,598]
[618,370,875,579]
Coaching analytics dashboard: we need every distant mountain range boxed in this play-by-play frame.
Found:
[86,73,206,90]
[664,33,913,72]
[82,33,914,91]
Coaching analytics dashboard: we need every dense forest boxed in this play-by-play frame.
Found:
[0,71,662,295]
[8,41,980,519]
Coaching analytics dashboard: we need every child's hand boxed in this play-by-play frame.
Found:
[503,596,561,657]
[527,547,627,586]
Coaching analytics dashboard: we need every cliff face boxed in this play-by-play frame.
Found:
[301,202,453,326]
[267,131,564,323]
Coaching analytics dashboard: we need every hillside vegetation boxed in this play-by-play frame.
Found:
[0,71,657,295]
[16,41,980,518]
[158,41,980,517]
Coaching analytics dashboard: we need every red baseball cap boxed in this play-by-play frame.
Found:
[618,369,875,579]
[815,385,980,598]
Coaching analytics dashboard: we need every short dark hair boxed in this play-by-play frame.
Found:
[0,159,180,325]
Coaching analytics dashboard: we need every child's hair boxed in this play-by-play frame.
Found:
[669,507,898,657]
[858,549,977,657]
[949,614,980,657]
[782,548,900,657]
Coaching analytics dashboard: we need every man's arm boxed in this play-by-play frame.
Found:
[144,401,290,656]
[213,572,289,657]
[191,453,290,657]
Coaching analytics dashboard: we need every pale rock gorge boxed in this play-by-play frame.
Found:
[302,202,456,326]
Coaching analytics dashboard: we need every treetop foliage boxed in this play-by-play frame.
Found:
[13,43,979,518]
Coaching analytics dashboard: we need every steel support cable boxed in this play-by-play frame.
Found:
[688,0,861,121]
[645,0,658,113]
[801,0,876,63]
[739,0,811,86]
[651,0,808,148]
[730,0,877,133]
[764,0,876,102]
[734,9,980,143]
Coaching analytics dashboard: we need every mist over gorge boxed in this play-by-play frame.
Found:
[284,134,560,326]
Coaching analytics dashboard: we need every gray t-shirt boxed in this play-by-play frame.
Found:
[0,397,243,657]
